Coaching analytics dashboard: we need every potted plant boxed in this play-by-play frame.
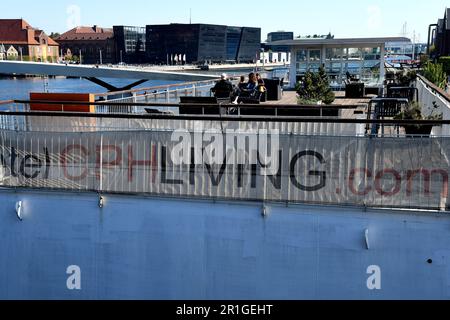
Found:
[396,70,417,87]
[394,102,443,136]
[295,66,335,105]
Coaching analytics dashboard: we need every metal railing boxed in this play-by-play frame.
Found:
[94,79,221,114]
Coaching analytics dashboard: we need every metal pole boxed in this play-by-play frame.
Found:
[120,50,123,64]
[79,49,82,64]
[99,49,103,65]
[19,47,22,62]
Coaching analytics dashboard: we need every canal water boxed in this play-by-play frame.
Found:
[0,67,289,101]
[0,77,183,101]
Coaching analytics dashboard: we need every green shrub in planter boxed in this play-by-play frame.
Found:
[422,62,447,89]
[296,66,335,105]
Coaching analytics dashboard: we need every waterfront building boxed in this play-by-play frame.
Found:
[259,51,291,64]
[264,31,294,55]
[269,37,410,87]
[146,24,261,64]
[0,19,59,62]
[385,41,427,58]
[113,26,147,64]
[56,26,114,64]
[428,8,450,58]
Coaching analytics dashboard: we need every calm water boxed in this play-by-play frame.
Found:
[0,67,290,101]
[0,77,183,101]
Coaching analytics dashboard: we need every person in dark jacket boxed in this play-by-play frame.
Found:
[212,73,233,98]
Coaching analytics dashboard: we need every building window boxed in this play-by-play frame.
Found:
[348,48,362,60]
[296,50,307,62]
[309,50,321,62]
[124,26,146,53]
[326,48,342,61]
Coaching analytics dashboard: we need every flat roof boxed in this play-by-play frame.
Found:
[268,37,411,46]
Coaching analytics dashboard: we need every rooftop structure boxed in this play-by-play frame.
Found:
[269,37,410,87]
[113,26,147,64]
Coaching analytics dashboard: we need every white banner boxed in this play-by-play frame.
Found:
[0,129,448,210]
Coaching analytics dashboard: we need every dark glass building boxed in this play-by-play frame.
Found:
[146,23,261,64]
[226,27,242,61]
[266,31,294,53]
[113,26,147,64]
[429,8,450,58]
[267,31,294,43]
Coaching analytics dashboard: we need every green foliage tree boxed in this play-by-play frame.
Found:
[422,62,447,89]
[49,32,61,40]
[420,54,429,65]
[295,66,336,104]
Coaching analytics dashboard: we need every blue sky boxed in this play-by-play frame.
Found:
[2,0,446,42]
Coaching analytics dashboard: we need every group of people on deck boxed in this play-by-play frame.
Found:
[211,72,266,104]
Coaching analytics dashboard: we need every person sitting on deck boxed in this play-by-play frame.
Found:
[211,73,234,99]
[245,73,259,93]
[236,72,263,104]
[256,73,265,87]
[256,73,267,94]
[238,75,247,91]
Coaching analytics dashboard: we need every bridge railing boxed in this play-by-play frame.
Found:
[94,79,220,114]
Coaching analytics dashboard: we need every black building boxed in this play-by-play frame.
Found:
[265,31,294,53]
[113,26,147,64]
[429,8,450,58]
[146,23,261,64]
[267,31,294,43]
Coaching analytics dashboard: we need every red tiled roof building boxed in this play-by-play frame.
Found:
[56,26,114,64]
[0,19,59,62]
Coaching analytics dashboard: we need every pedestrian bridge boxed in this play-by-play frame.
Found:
[0,61,218,91]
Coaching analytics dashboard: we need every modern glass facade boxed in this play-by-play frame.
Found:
[236,27,261,63]
[113,26,147,64]
[293,45,383,86]
[385,42,427,57]
[146,24,261,64]
[123,26,146,53]
[226,27,242,61]
[267,32,294,43]
[280,38,414,88]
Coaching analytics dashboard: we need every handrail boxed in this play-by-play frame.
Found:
[94,78,222,98]
[14,100,366,110]
[0,100,14,106]
[417,74,450,104]
[1,110,450,124]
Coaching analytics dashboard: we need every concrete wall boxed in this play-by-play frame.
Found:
[0,189,449,300]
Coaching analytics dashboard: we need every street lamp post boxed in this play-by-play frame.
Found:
[99,49,103,65]
[19,47,23,62]
[120,50,123,64]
